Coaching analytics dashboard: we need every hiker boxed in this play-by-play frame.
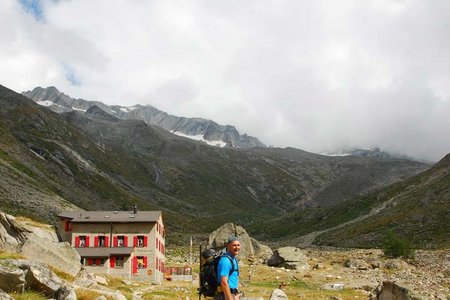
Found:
[214,236,241,300]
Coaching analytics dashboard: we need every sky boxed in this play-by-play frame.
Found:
[1,0,450,162]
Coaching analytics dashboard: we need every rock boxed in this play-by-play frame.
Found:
[95,296,108,300]
[18,259,62,296]
[0,289,14,300]
[344,259,369,270]
[208,223,273,260]
[21,236,81,277]
[0,212,81,278]
[384,259,409,270]
[54,285,77,300]
[370,260,384,269]
[74,269,97,287]
[321,283,344,290]
[0,262,26,293]
[267,247,309,270]
[0,259,63,296]
[0,212,30,251]
[269,288,288,300]
[372,281,419,299]
[95,275,108,285]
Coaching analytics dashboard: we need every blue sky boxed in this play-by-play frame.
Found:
[20,0,44,21]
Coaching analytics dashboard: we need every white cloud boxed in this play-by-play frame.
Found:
[1,0,450,161]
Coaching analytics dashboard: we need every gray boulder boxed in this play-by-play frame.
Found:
[0,289,14,300]
[55,285,77,300]
[208,223,272,260]
[1,259,63,296]
[0,212,30,251]
[267,247,309,270]
[0,263,26,293]
[0,212,81,278]
[269,288,289,300]
[370,281,418,300]
[21,235,81,277]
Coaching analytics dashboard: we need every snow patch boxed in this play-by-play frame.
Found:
[119,106,138,113]
[72,107,86,112]
[36,100,65,109]
[172,131,226,147]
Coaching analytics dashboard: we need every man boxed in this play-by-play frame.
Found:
[214,236,241,300]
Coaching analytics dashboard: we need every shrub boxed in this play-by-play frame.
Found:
[382,230,415,258]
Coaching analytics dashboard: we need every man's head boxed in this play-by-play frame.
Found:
[226,235,241,257]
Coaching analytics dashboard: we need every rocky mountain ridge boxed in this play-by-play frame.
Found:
[22,86,265,149]
[0,84,436,247]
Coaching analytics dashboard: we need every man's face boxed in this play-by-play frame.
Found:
[228,240,241,256]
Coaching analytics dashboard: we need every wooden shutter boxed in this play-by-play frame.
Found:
[85,236,90,248]
[144,236,148,247]
[75,236,80,247]
[113,236,118,247]
[133,236,138,247]
[87,259,93,266]
[96,259,101,266]
[94,236,99,247]
[105,236,109,248]
[132,257,137,274]
[124,236,128,247]
[110,256,115,268]
[143,256,148,268]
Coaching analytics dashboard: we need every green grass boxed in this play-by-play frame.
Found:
[10,291,47,300]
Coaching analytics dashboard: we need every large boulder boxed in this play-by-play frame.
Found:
[21,235,81,277]
[0,259,63,296]
[370,281,419,300]
[0,263,26,293]
[0,289,14,300]
[0,212,30,251]
[267,247,309,270]
[0,212,81,277]
[208,223,272,260]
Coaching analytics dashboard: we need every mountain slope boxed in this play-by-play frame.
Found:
[22,86,265,148]
[312,153,450,248]
[1,84,431,242]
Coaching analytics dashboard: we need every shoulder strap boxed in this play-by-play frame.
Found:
[222,254,238,276]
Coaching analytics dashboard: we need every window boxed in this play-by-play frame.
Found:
[98,236,106,247]
[135,235,147,247]
[64,221,73,231]
[116,257,125,268]
[79,236,86,247]
[137,256,147,269]
[118,236,124,247]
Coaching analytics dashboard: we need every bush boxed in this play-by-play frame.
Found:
[382,231,415,258]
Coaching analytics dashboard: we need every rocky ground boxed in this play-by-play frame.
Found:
[301,247,449,299]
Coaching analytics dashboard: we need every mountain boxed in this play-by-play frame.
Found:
[313,152,450,248]
[1,84,433,245]
[22,86,265,148]
[322,147,422,162]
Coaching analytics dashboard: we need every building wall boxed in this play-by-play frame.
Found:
[57,215,165,283]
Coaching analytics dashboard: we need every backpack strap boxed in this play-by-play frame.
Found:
[222,254,239,276]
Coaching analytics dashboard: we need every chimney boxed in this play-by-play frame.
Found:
[133,204,137,214]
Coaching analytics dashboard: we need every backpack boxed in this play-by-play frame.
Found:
[198,247,237,297]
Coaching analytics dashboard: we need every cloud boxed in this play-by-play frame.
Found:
[1,0,450,161]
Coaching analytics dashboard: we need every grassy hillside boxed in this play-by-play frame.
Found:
[313,153,450,248]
